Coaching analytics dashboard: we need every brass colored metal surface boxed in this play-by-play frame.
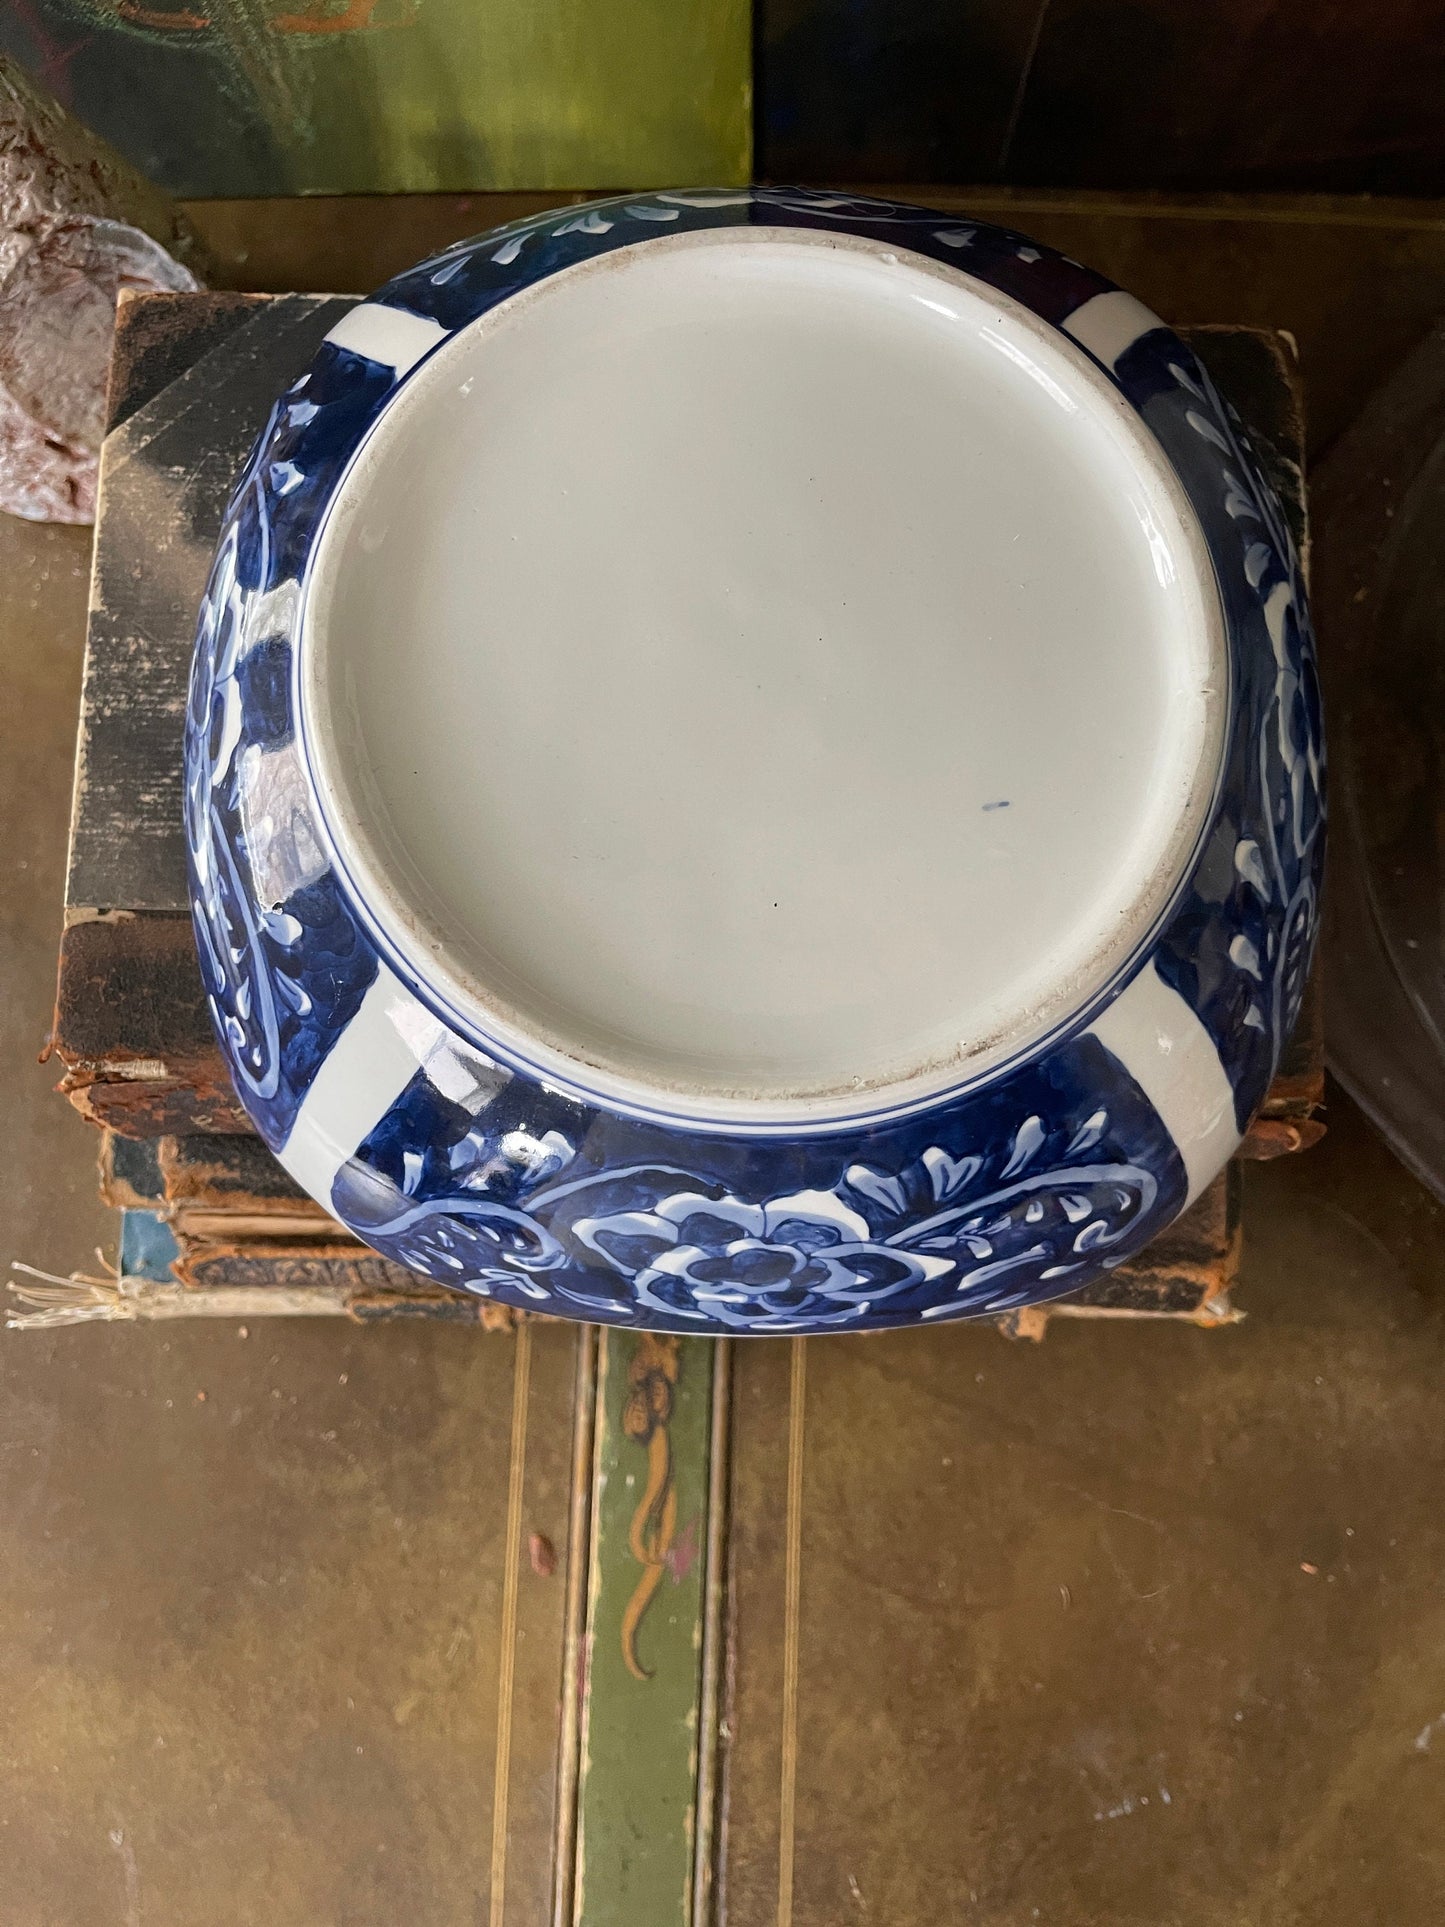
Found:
[722,1099,1445,1924]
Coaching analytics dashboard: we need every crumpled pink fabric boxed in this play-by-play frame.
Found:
[1,62,200,524]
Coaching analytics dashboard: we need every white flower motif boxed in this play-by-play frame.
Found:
[571,1186,950,1329]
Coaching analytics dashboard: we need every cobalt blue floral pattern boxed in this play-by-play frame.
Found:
[185,189,1325,1334]
[329,1033,1182,1330]
[1136,347,1325,1124]
[186,520,377,1148]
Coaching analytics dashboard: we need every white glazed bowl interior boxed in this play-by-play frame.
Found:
[299,227,1227,1128]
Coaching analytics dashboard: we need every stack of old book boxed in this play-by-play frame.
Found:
[49,290,1323,1329]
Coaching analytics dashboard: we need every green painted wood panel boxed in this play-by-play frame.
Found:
[2,0,750,196]
[572,1331,721,1927]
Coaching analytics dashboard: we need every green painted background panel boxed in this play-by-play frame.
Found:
[574,1332,715,1927]
[1,0,750,196]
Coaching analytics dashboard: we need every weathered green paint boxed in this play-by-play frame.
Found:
[2,0,751,198]
[574,1331,716,1927]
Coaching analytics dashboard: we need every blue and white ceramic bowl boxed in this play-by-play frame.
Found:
[185,189,1324,1334]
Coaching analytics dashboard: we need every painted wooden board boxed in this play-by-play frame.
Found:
[1,0,749,196]
[571,1332,725,1927]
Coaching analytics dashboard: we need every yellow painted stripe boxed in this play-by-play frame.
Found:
[777,1337,807,1927]
[490,1320,532,1927]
